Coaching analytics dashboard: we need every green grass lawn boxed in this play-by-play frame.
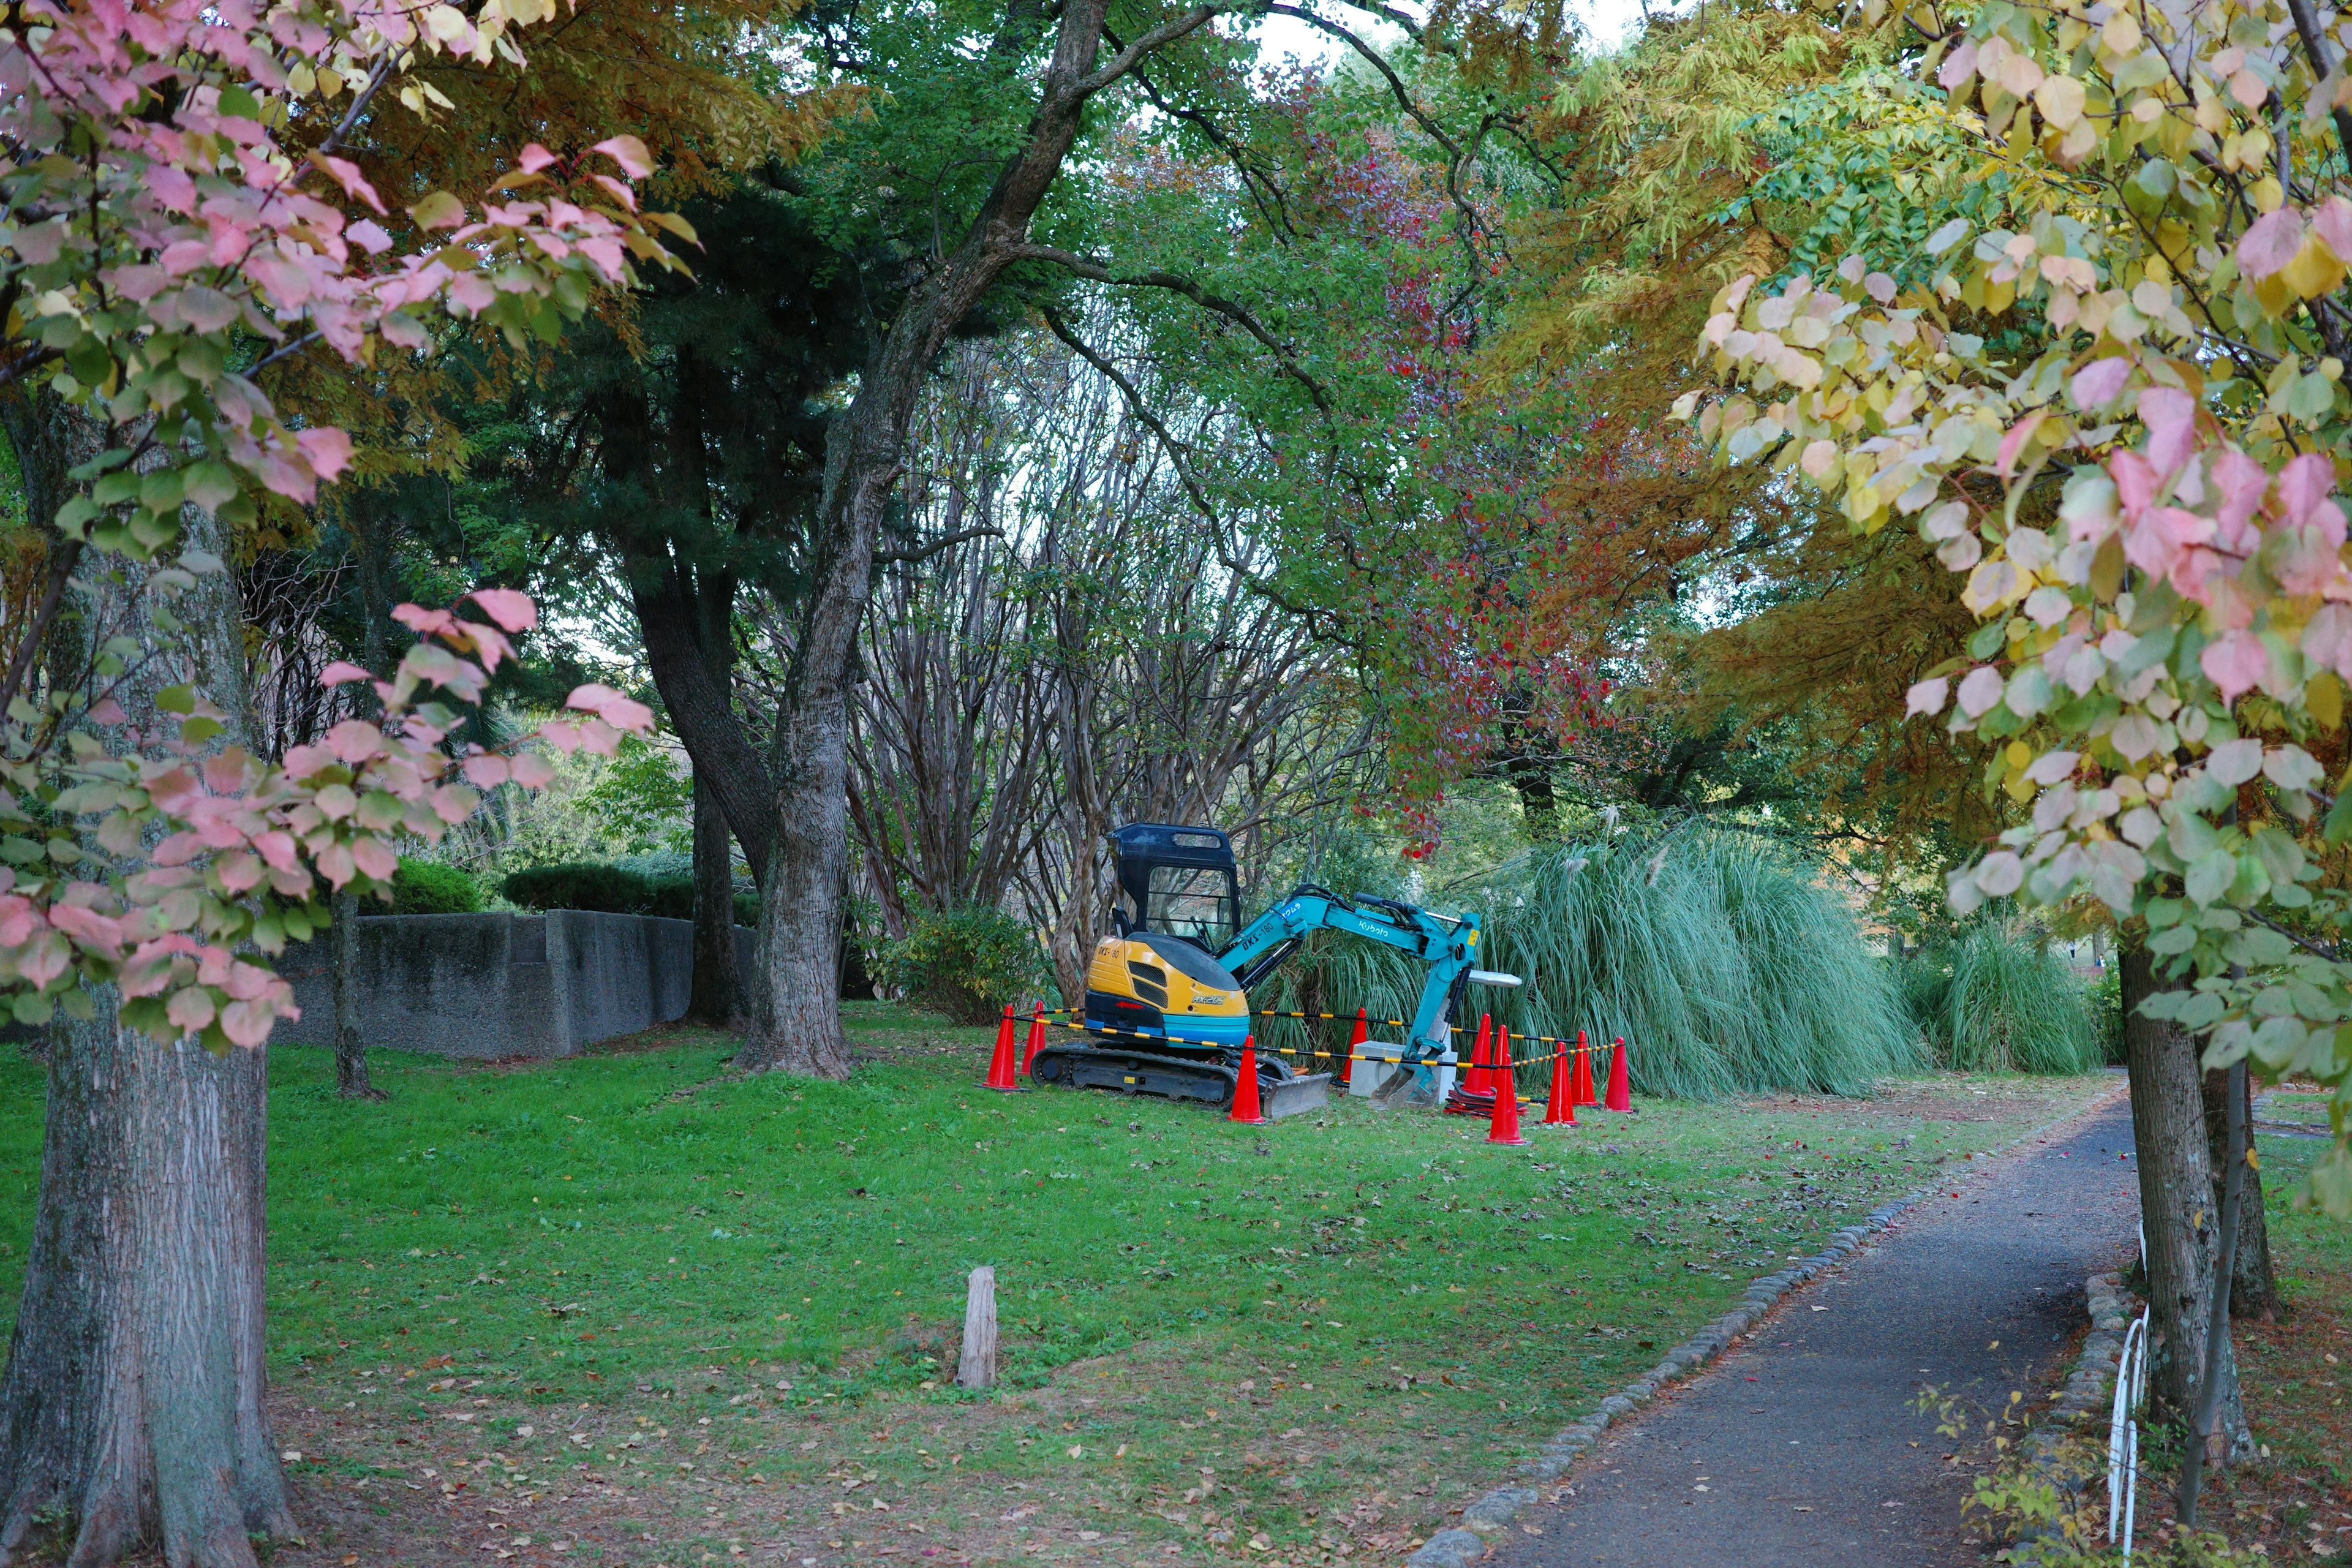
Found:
[0,1006,2115,1568]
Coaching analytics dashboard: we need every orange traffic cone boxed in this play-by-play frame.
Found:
[1543,1036,1576,1125]
[1021,1001,1047,1075]
[984,1004,1020,1091]
[1605,1036,1633,1112]
[1229,1036,1267,1125]
[1469,1013,1495,1095]
[1486,1030,1527,1146]
[1570,1028,1598,1107]
[1340,1007,1366,1088]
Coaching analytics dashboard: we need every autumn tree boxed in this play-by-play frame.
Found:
[1678,0,2352,1510]
[0,0,676,1556]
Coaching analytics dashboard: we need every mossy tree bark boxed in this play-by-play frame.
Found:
[0,485,295,1566]
[2122,944,2250,1462]
[2203,1064,2278,1318]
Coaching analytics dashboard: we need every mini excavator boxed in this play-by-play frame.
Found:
[1027,823,1522,1118]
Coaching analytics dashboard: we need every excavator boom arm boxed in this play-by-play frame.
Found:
[1219,888,1487,1058]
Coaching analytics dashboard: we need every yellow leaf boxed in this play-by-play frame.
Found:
[2005,741,2033,769]
[2101,10,2141,51]
[408,190,468,231]
[2251,176,2285,214]
[2284,236,2346,300]
[2309,671,2343,728]
[2035,74,2086,130]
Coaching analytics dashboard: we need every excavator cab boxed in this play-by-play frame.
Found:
[1083,824,1255,1056]
[1108,823,1241,950]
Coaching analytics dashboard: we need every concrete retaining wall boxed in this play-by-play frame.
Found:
[273,910,753,1060]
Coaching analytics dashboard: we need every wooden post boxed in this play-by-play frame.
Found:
[956,1267,997,1390]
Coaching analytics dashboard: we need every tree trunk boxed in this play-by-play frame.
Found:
[2121,944,2248,1458]
[2203,1064,2279,1318]
[329,488,396,1101]
[0,1010,293,1568]
[329,885,380,1099]
[0,483,293,1567]
[688,773,742,1027]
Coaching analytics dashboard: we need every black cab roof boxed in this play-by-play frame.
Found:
[1110,822,1236,871]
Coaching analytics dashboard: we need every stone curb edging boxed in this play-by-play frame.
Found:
[1403,1085,2132,1568]
[2010,1272,2138,1558]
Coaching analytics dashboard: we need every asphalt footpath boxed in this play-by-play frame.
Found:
[1486,1087,2142,1568]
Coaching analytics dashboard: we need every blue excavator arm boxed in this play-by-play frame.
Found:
[1216,886,1509,1061]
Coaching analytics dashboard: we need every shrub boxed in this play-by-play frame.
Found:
[502,861,654,915]
[502,860,760,926]
[390,859,483,914]
[879,906,1049,1025]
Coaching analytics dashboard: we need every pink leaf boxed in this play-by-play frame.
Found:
[518,143,561,174]
[1906,677,1950,717]
[295,426,353,483]
[2278,451,2337,526]
[393,604,459,637]
[461,753,513,788]
[2069,357,2132,410]
[325,720,383,764]
[167,986,217,1033]
[308,151,386,214]
[281,743,334,780]
[219,997,280,1047]
[2238,206,2305,280]
[2138,385,2198,474]
[1937,39,1979,89]
[89,698,127,725]
[2315,197,2352,263]
[564,683,655,734]
[1996,412,2046,479]
[319,661,371,687]
[467,586,538,632]
[431,783,481,824]
[2211,448,2270,548]
[350,837,398,881]
[2201,628,2270,702]
[510,752,554,790]
[315,842,355,889]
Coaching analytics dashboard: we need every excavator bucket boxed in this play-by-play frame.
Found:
[1259,1071,1332,1119]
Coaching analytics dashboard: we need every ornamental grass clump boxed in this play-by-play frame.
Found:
[1260,829,1920,1098]
[1940,918,2102,1076]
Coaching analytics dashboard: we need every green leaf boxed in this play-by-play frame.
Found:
[177,715,223,745]
[1968,619,2008,658]
[2322,788,2352,845]
[217,85,261,119]
[2147,924,2199,954]
[2186,847,2236,905]
[154,684,195,715]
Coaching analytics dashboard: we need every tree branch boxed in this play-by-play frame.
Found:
[1010,244,1333,413]
[875,526,1004,565]
[1071,5,1225,100]
[2283,0,2352,172]
[1039,306,1221,523]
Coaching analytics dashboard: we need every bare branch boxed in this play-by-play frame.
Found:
[1039,306,1220,524]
